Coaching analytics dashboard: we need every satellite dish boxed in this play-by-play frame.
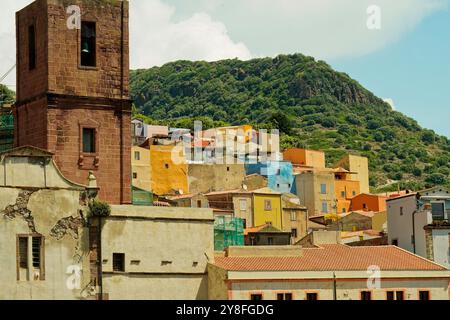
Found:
[242,184,248,191]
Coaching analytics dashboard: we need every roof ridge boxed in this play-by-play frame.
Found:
[388,245,448,270]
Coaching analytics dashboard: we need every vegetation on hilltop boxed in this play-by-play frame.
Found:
[130,54,449,191]
[0,84,15,105]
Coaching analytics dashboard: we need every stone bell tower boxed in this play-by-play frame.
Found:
[14,0,132,204]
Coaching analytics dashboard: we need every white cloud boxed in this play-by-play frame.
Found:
[0,0,448,88]
[129,0,252,69]
[383,98,396,110]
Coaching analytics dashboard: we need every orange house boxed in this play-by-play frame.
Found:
[283,149,326,168]
[350,193,387,212]
[334,168,360,214]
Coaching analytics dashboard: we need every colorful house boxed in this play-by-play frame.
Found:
[333,168,361,214]
[245,161,295,194]
[131,145,151,192]
[335,154,370,194]
[150,145,189,196]
[350,193,387,212]
[283,148,326,168]
[252,188,283,230]
[209,245,450,300]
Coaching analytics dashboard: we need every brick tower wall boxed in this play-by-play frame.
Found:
[15,0,132,204]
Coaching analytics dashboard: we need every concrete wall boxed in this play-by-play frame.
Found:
[150,145,189,195]
[233,195,253,227]
[101,205,215,300]
[225,278,449,300]
[387,195,418,251]
[131,146,151,192]
[188,164,246,194]
[295,171,336,217]
[432,229,450,268]
[0,151,91,300]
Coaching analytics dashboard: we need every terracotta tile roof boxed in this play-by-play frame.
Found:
[213,244,446,271]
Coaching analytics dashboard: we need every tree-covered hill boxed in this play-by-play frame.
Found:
[122,54,444,190]
[0,84,15,105]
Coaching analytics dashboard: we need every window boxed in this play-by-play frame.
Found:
[386,291,395,300]
[81,21,96,67]
[17,235,44,281]
[419,291,430,300]
[342,208,347,213]
[291,229,298,238]
[396,291,404,300]
[134,151,141,161]
[322,202,328,213]
[113,253,125,272]
[250,294,263,301]
[290,211,297,221]
[227,167,230,172]
[28,25,36,70]
[277,293,293,300]
[267,237,274,245]
[239,199,247,211]
[264,200,272,211]
[363,203,367,210]
[82,128,96,153]
[306,293,318,301]
[341,191,345,198]
[197,200,202,208]
[352,191,356,197]
[392,239,399,246]
[431,202,445,220]
[18,237,28,269]
[320,184,327,194]
[165,164,170,169]
[361,291,372,300]
[387,291,404,300]
[132,172,137,179]
[32,237,42,268]
[400,207,404,216]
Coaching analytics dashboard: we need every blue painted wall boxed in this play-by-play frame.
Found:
[245,161,295,194]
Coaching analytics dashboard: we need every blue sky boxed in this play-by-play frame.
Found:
[1,0,449,136]
[331,7,450,137]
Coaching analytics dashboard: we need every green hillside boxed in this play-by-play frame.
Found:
[128,54,445,190]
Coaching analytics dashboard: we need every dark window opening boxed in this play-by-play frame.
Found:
[250,294,263,301]
[306,293,318,301]
[396,291,404,300]
[82,128,96,153]
[419,291,430,301]
[277,293,293,300]
[133,173,137,179]
[267,237,274,245]
[81,21,96,67]
[197,200,202,208]
[361,291,372,300]
[28,25,36,70]
[392,239,399,246]
[113,253,125,272]
[165,164,169,169]
[18,237,28,269]
[291,229,298,238]
[386,291,394,300]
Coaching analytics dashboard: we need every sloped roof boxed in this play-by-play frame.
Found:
[213,244,446,271]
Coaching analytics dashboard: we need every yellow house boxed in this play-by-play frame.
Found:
[252,187,283,230]
[131,146,151,192]
[150,145,189,196]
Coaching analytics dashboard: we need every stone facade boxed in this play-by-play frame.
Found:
[14,0,132,204]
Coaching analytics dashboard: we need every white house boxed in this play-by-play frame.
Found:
[387,187,450,268]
